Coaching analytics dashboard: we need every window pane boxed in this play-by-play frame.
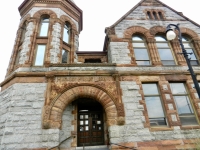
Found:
[158,49,174,60]
[153,12,158,20]
[186,49,197,60]
[174,96,194,114]
[132,36,143,41]
[182,37,189,41]
[63,27,69,43]
[180,116,198,126]
[145,97,165,118]
[35,45,46,66]
[134,49,149,60]
[150,118,166,126]
[170,83,186,94]
[190,60,199,65]
[158,12,163,20]
[132,43,145,47]
[156,43,169,47]
[42,18,49,21]
[142,84,159,95]
[39,23,49,36]
[161,60,176,65]
[136,61,150,65]
[155,36,166,41]
[62,50,68,63]
[183,43,191,48]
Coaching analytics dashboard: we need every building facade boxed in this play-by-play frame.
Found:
[1,0,200,149]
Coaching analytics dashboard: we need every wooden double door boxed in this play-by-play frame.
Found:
[77,99,104,146]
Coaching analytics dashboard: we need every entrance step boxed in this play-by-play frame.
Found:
[76,145,109,150]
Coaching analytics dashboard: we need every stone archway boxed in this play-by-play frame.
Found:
[42,85,125,129]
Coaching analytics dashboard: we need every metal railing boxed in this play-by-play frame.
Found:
[48,135,74,150]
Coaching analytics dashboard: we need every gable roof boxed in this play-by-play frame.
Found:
[105,0,200,32]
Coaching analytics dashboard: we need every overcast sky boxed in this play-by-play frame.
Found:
[0,0,200,85]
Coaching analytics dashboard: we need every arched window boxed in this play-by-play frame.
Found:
[62,49,68,63]
[147,11,152,20]
[63,22,71,44]
[155,35,176,65]
[182,36,199,65]
[132,35,150,65]
[39,15,50,36]
[153,11,158,20]
[158,12,163,20]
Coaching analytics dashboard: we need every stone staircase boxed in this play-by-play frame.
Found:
[76,145,109,150]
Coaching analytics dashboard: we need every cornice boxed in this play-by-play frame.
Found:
[1,66,200,88]
[49,63,116,67]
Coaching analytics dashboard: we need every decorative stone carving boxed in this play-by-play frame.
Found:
[42,77,125,129]
[165,94,171,100]
[171,114,178,122]
[168,104,174,110]
[33,9,57,18]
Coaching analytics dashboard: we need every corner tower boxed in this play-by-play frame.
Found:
[0,0,82,149]
[6,0,82,77]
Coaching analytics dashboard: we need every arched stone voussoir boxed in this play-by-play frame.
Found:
[124,26,152,39]
[33,9,57,19]
[43,85,125,129]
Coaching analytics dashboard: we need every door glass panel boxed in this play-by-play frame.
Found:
[97,121,101,124]
[80,126,84,131]
[85,115,88,119]
[80,115,83,119]
[80,121,83,125]
[85,120,88,125]
[85,126,89,131]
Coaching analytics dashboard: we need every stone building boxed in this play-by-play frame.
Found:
[1,0,200,149]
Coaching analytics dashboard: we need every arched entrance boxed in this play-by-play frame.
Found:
[43,85,125,129]
[77,98,105,146]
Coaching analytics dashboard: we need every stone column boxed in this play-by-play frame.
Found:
[147,38,162,66]
[171,40,186,65]
[193,39,200,60]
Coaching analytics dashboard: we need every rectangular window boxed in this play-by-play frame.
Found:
[34,45,46,66]
[62,49,68,63]
[170,83,198,126]
[63,27,69,43]
[142,83,167,126]
[134,48,150,65]
[157,48,175,65]
[39,22,49,36]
